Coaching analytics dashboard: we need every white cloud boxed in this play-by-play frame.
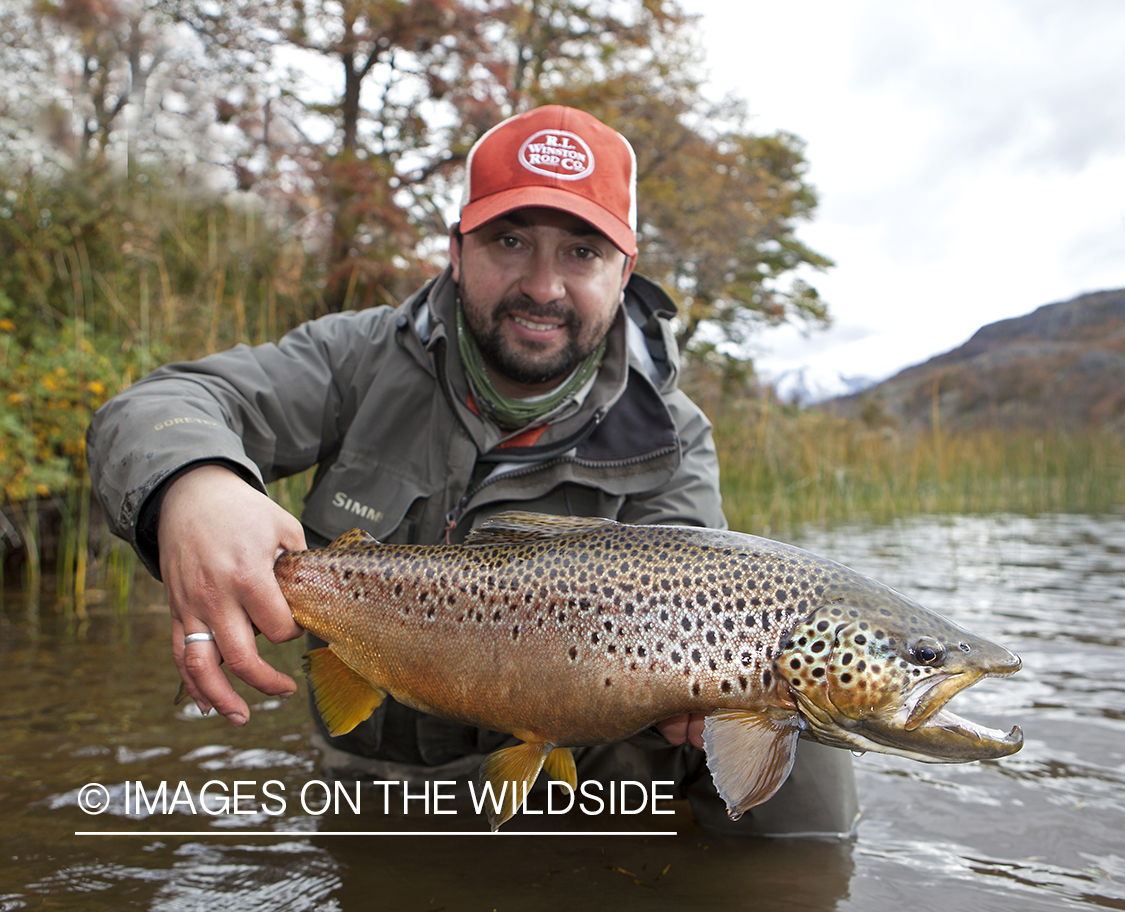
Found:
[680,0,1125,383]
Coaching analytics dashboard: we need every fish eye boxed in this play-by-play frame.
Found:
[910,637,945,667]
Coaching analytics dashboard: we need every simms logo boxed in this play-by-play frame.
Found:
[332,492,383,523]
[518,129,594,181]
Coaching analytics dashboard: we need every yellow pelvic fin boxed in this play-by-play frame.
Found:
[543,746,577,790]
[327,528,379,550]
[702,709,803,820]
[303,647,386,736]
[477,740,555,831]
[465,511,616,546]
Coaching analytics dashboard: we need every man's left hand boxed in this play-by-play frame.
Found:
[656,713,706,750]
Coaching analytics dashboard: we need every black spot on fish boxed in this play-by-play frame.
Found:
[763,670,772,687]
[569,646,578,660]
[811,641,825,653]
[812,667,825,678]
[790,658,802,670]
[854,634,867,645]
[706,631,716,646]
[721,680,732,693]
[723,618,734,632]
[691,648,702,663]
[493,611,502,622]
[692,682,701,697]
[605,678,612,687]
[856,660,867,672]
[671,651,681,664]
[512,625,519,639]
[841,673,852,684]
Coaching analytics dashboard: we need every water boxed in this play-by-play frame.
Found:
[1,513,1123,911]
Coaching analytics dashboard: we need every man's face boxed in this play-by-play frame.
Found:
[450,208,636,399]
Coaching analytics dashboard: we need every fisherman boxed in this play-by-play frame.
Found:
[87,105,857,836]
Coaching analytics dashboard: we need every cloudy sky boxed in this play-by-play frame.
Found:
[679,0,1125,386]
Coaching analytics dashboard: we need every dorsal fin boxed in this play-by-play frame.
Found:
[327,528,379,550]
[465,511,617,547]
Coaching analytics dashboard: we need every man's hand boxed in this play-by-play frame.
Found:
[159,464,306,725]
[656,713,707,750]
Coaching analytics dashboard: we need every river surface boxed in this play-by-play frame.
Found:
[1,512,1123,911]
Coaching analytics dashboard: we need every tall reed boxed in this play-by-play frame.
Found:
[707,391,1125,536]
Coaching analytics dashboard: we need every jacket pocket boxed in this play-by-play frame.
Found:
[300,454,437,544]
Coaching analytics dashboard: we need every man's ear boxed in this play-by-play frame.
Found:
[618,253,638,301]
[449,224,463,282]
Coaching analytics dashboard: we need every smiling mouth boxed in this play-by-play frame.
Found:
[511,314,563,333]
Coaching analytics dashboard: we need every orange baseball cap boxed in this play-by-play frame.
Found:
[458,106,638,256]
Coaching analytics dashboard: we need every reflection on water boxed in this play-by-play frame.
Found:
[1,513,1123,911]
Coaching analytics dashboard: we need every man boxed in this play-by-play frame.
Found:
[87,106,857,836]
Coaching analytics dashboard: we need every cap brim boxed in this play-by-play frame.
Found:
[460,187,637,257]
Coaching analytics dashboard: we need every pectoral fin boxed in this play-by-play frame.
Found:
[544,746,577,790]
[478,741,554,831]
[702,709,802,820]
[303,647,386,736]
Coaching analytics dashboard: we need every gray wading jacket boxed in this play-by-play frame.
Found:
[86,267,727,765]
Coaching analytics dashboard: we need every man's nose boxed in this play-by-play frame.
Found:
[518,250,566,304]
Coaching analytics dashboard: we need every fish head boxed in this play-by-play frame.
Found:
[777,582,1023,763]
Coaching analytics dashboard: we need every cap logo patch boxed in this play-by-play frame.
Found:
[518,129,594,181]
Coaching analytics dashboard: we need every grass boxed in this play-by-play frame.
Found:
[702,388,1125,537]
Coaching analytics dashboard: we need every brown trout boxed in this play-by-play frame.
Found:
[274,512,1023,829]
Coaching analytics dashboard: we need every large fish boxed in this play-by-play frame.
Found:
[275,512,1023,830]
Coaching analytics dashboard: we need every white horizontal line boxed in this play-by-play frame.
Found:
[76,830,678,837]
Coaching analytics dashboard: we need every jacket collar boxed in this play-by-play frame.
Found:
[405,266,633,458]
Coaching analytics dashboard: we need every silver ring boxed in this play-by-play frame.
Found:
[184,632,216,645]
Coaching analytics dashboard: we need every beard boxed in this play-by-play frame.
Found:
[458,284,615,387]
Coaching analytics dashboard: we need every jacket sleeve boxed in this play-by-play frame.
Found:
[616,388,728,531]
[85,308,394,576]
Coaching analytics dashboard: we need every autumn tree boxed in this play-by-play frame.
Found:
[0,0,227,174]
[166,0,500,310]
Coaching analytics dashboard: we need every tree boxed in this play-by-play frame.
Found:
[0,0,225,174]
[169,0,500,309]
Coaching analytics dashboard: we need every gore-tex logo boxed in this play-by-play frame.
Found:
[519,129,594,181]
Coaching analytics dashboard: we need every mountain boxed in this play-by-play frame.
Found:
[822,289,1125,433]
[767,365,877,407]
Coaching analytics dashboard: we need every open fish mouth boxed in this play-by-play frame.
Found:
[884,668,1024,762]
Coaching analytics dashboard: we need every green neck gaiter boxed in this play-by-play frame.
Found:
[456,301,606,430]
